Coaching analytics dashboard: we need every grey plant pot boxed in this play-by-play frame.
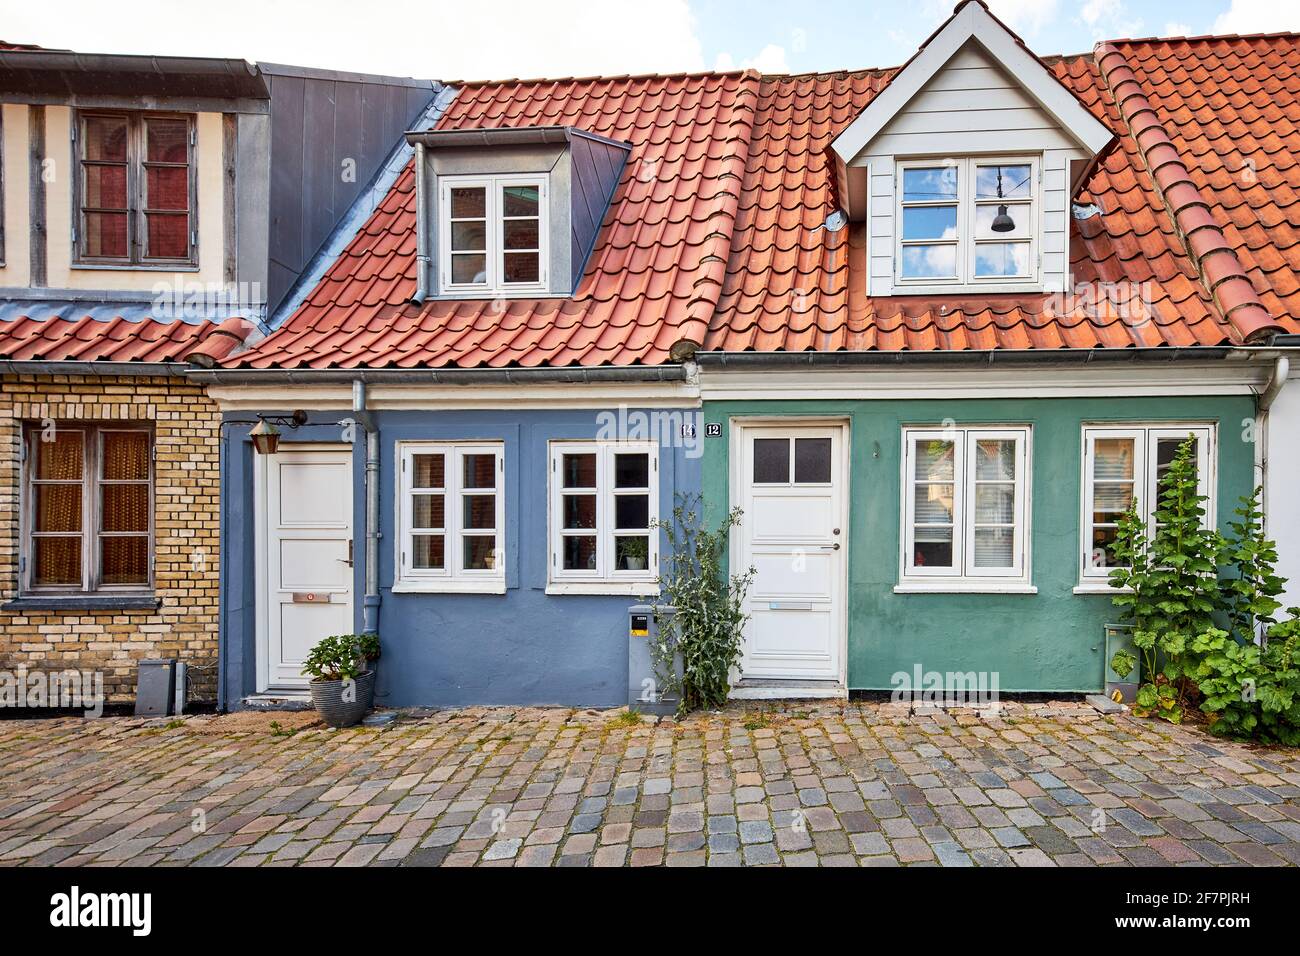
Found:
[309,670,376,728]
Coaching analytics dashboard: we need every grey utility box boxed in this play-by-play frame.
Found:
[1104,624,1139,703]
[135,658,177,717]
[628,604,680,716]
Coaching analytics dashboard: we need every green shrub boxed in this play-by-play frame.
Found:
[303,634,378,683]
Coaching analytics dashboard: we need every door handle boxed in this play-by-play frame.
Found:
[338,540,354,567]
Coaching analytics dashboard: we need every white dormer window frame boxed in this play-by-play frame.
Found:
[438,173,549,297]
[894,155,1039,289]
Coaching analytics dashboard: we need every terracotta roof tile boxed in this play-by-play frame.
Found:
[0,315,254,364]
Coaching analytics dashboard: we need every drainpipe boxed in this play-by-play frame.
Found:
[413,142,429,304]
[353,380,381,634]
[1254,355,1289,528]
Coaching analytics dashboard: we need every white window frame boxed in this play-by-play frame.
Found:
[395,441,505,594]
[895,156,1039,288]
[548,441,659,595]
[438,173,549,297]
[1078,424,1216,589]
[898,425,1033,593]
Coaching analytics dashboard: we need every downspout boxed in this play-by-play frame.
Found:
[413,142,429,304]
[353,380,381,634]
[1255,355,1290,522]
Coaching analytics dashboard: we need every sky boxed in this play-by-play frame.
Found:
[1,0,1298,81]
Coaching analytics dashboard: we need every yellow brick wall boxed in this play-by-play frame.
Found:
[0,374,221,703]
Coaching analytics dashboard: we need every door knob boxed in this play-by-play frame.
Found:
[833,528,841,535]
[832,542,840,551]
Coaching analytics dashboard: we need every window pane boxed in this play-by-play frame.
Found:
[913,527,953,568]
[976,164,1032,200]
[502,185,539,217]
[615,535,650,571]
[563,535,597,571]
[412,453,445,488]
[1093,438,1134,480]
[35,485,81,533]
[1092,483,1133,524]
[102,484,149,533]
[34,537,82,586]
[900,244,957,279]
[563,494,596,529]
[753,438,789,483]
[83,164,128,209]
[914,483,954,523]
[503,219,539,250]
[914,440,954,481]
[84,212,129,258]
[463,536,497,570]
[974,484,1014,523]
[83,115,127,161]
[450,187,486,218]
[794,438,832,483]
[974,242,1030,278]
[975,202,1030,239]
[615,453,649,488]
[101,536,148,585]
[463,454,496,489]
[974,439,1015,480]
[146,167,189,211]
[902,205,957,241]
[1089,527,1123,570]
[450,254,487,284]
[902,166,957,202]
[615,494,649,530]
[973,528,1014,568]
[503,252,540,283]
[451,221,486,252]
[102,431,150,481]
[36,432,83,480]
[1156,437,1197,501]
[412,494,445,529]
[562,453,596,488]
[146,214,189,259]
[145,119,188,163]
[412,534,445,569]
[462,494,496,530]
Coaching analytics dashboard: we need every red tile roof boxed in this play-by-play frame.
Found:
[0,315,255,364]
[226,32,1300,369]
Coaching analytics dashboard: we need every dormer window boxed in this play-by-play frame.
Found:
[438,174,549,296]
[897,157,1036,286]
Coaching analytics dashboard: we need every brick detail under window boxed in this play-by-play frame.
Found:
[0,375,220,703]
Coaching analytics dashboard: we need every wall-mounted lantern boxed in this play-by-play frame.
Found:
[249,410,309,455]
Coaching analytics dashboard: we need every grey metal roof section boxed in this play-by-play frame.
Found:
[0,50,268,99]
[406,125,631,151]
[263,68,443,316]
[0,295,254,325]
[266,86,457,331]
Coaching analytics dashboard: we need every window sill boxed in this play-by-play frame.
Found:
[1073,582,1132,595]
[3,595,160,611]
[891,281,1042,296]
[71,262,199,272]
[433,289,567,300]
[546,581,660,597]
[893,582,1037,595]
[391,581,506,595]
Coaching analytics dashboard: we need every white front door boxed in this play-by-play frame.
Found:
[257,445,355,691]
[737,424,846,681]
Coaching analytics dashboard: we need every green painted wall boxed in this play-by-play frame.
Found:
[702,396,1256,692]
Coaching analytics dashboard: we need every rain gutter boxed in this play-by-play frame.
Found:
[352,381,381,636]
[186,365,689,385]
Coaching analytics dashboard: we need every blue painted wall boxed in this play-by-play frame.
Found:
[220,408,700,709]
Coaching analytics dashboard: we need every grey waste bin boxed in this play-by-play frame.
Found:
[135,658,177,717]
[628,604,681,716]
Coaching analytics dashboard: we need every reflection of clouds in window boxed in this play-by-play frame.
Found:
[975,164,1031,199]
[902,205,958,241]
[901,244,957,278]
[975,242,1029,278]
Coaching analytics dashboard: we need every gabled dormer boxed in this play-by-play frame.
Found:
[832,0,1113,296]
[407,126,630,301]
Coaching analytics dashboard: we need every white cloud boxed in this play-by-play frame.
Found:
[714,43,789,74]
[983,0,1060,35]
[1073,0,1144,40]
[1164,21,1194,36]
[1213,0,1300,34]
[0,0,708,80]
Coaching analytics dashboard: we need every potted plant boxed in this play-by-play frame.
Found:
[622,537,649,571]
[303,633,379,728]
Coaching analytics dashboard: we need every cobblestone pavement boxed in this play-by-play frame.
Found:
[2,700,1299,867]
